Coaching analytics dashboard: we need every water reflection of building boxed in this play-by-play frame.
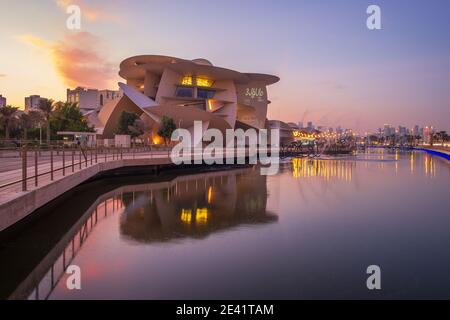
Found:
[291,158,354,182]
[120,168,277,242]
[424,154,436,177]
[5,168,275,300]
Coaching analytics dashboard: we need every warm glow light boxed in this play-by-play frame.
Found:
[181,76,193,86]
[207,186,213,203]
[152,134,162,145]
[180,209,192,224]
[292,130,317,140]
[196,208,208,225]
[292,158,353,182]
[196,77,213,87]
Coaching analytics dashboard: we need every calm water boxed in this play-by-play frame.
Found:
[1,149,449,299]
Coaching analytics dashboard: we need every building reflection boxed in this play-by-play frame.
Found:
[291,158,354,182]
[6,168,275,300]
[424,154,436,177]
[119,168,277,243]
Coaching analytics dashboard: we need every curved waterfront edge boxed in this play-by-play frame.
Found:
[414,148,450,161]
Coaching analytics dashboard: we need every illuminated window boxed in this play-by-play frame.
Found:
[196,77,213,87]
[180,209,192,224]
[181,76,193,86]
[196,208,208,225]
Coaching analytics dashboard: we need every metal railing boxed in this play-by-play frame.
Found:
[0,144,172,192]
[0,144,286,193]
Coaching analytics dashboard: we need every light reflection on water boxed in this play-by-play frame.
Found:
[1,149,449,299]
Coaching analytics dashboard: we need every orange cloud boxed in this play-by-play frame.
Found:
[55,0,124,24]
[18,32,118,89]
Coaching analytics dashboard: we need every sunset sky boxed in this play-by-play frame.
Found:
[0,0,449,132]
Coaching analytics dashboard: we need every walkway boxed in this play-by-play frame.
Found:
[0,147,173,232]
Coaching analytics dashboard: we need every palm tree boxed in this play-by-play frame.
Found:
[0,106,18,139]
[38,98,54,144]
[19,110,42,141]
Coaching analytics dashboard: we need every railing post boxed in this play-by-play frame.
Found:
[90,148,93,165]
[62,148,65,176]
[50,146,54,181]
[34,147,38,187]
[79,149,82,170]
[22,145,27,191]
[72,150,74,172]
[95,146,98,163]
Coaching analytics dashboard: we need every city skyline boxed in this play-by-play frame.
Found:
[0,0,449,132]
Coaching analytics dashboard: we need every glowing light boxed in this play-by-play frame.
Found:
[207,99,213,110]
[196,77,213,87]
[180,209,192,224]
[292,158,353,182]
[207,186,213,203]
[181,76,193,86]
[196,208,208,225]
[152,134,163,145]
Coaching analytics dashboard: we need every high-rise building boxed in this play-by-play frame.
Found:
[298,122,303,129]
[25,95,46,111]
[383,124,394,137]
[398,126,407,136]
[0,94,6,107]
[413,125,419,136]
[423,126,434,144]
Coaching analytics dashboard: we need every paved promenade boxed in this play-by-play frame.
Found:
[0,148,173,232]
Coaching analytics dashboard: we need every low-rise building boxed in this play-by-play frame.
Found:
[25,95,47,111]
[67,87,122,114]
[0,94,6,107]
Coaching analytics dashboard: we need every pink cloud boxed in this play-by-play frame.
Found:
[19,32,119,89]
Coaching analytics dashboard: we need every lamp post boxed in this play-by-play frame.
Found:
[39,123,42,145]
